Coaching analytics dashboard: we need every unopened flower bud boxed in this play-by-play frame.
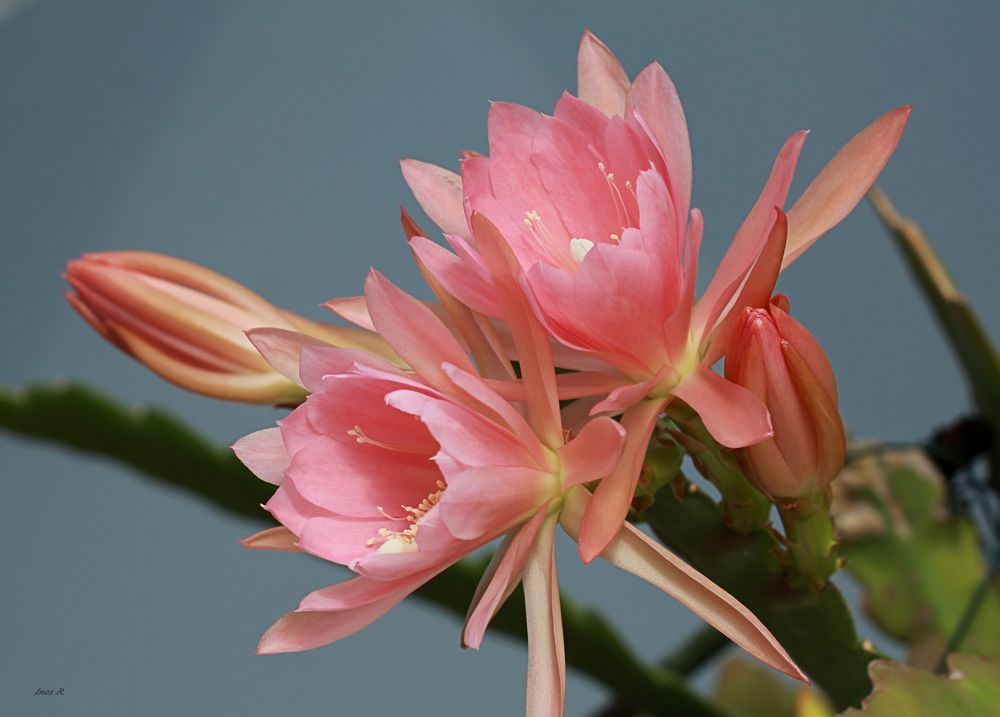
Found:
[64,251,375,404]
[724,295,846,501]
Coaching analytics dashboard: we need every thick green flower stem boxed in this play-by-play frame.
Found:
[667,414,772,533]
[779,493,839,590]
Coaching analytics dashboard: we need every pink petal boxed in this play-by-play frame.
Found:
[784,106,911,268]
[573,244,670,374]
[577,397,668,563]
[553,370,630,400]
[532,114,619,243]
[461,154,492,198]
[400,159,468,237]
[400,394,537,470]
[522,515,565,717]
[322,295,375,331]
[589,372,662,415]
[554,92,612,145]
[240,526,300,552]
[364,270,476,393]
[696,131,807,333]
[245,328,332,388]
[558,416,626,487]
[296,515,393,567]
[257,572,433,654]
[700,209,789,365]
[438,465,552,541]
[409,236,499,317]
[471,214,562,446]
[625,62,692,221]
[232,427,289,485]
[258,597,406,653]
[770,301,838,404]
[297,573,429,612]
[577,30,629,117]
[298,345,399,392]
[671,364,772,449]
[664,209,703,359]
[462,502,553,649]
[562,487,806,682]
[285,437,438,519]
[441,363,546,466]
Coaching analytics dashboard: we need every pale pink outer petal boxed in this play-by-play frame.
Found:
[322,295,375,331]
[364,270,476,393]
[257,572,431,654]
[671,365,773,449]
[232,427,289,485]
[462,502,553,649]
[258,594,403,654]
[562,487,806,682]
[400,159,468,237]
[557,416,627,487]
[240,526,300,552]
[695,131,807,333]
[245,328,334,388]
[578,397,668,563]
[625,62,692,221]
[783,105,911,269]
[577,30,629,117]
[523,514,565,717]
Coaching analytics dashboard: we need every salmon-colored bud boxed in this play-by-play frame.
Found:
[64,251,383,404]
[724,296,846,501]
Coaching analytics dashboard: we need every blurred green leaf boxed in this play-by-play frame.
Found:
[713,658,835,717]
[834,452,1000,663]
[645,483,878,711]
[839,654,1000,717]
[714,658,798,717]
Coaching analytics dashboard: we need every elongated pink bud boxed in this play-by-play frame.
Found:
[724,295,846,501]
[65,251,363,404]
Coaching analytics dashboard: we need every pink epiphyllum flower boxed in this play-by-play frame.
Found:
[65,251,396,403]
[725,295,847,502]
[235,214,804,715]
[399,30,910,560]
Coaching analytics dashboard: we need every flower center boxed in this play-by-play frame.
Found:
[366,479,447,554]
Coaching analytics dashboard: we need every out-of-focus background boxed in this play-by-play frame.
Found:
[1,1,997,715]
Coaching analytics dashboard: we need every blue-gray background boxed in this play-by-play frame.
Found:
[1,1,997,715]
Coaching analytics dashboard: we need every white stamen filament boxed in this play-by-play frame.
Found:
[347,425,426,455]
[598,161,634,229]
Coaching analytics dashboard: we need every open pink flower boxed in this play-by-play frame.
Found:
[399,31,909,560]
[235,213,804,715]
